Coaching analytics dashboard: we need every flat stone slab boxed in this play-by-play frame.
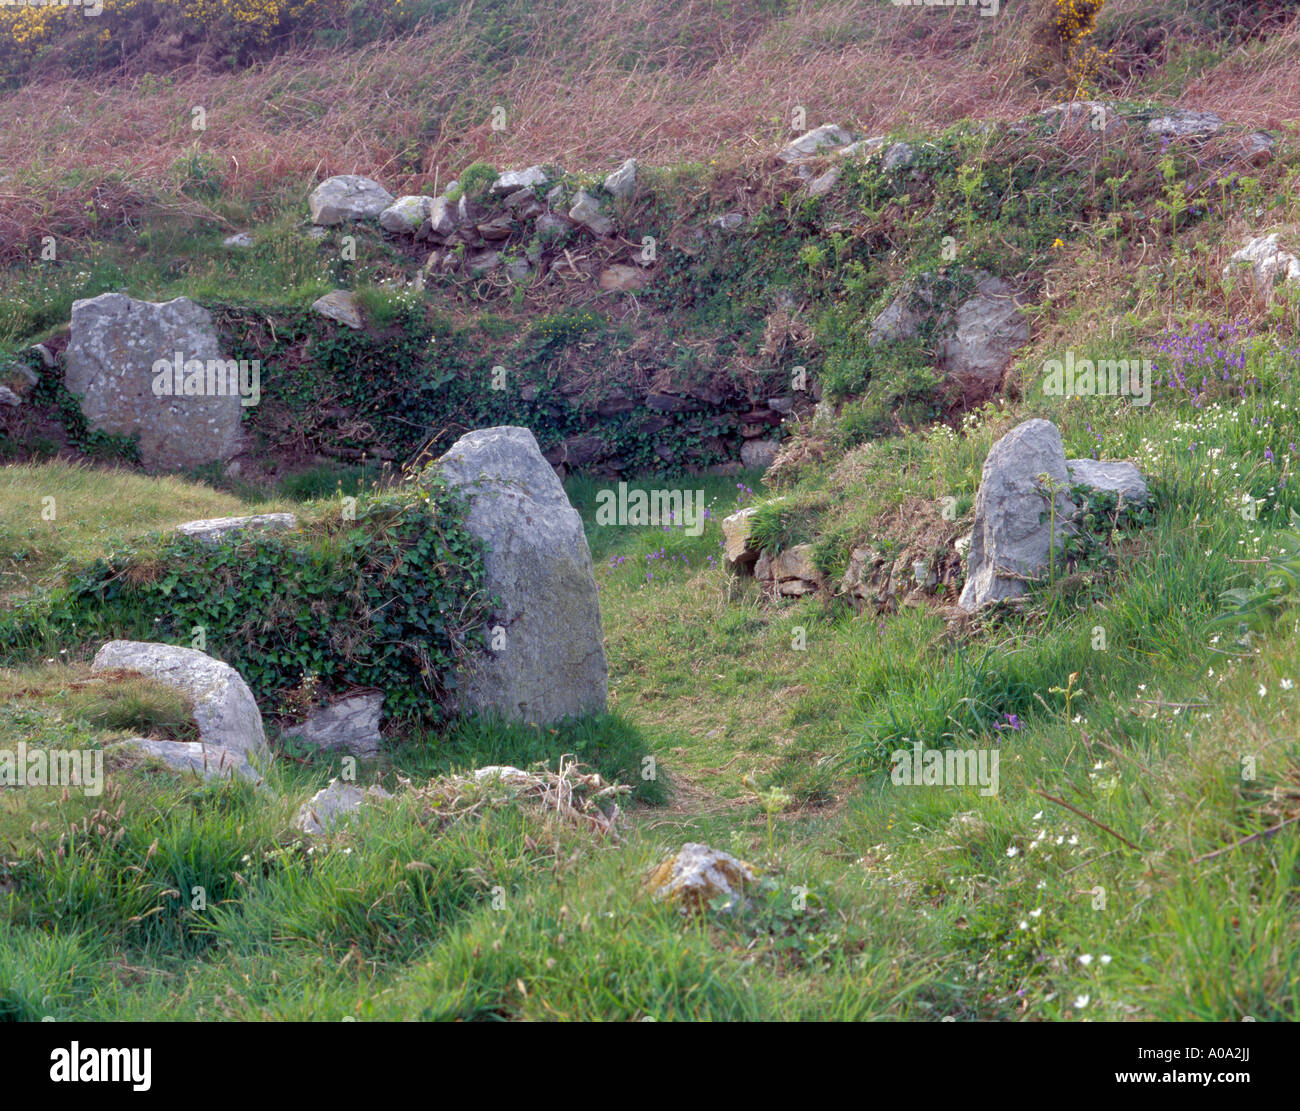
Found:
[1067,459,1148,503]
[491,165,549,196]
[108,738,262,784]
[778,124,852,162]
[312,290,364,329]
[1147,110,1222,140]
[176,513,298,544]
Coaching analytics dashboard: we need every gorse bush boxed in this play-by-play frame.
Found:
[0,0,418,82]
[0,483,493,723]
[1028,0,1112,93]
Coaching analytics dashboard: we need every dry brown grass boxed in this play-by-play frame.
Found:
[2,1,1297,256]
[0,2,1040,248]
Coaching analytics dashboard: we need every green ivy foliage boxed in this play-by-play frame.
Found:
[0,483,493,723]
[214,301,754,476]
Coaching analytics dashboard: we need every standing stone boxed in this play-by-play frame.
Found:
[92,640,268,757]
[308,175,395,225]
[433,426,607,722]
[722,507,760,568]
[65,292,244,470]
[957,420,1075,611]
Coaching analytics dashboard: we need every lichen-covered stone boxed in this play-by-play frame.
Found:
[433,426,608,723]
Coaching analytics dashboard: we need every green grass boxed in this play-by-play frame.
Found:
[3,80,1300,1018]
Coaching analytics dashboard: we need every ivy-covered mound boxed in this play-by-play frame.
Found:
[0,482,492,723]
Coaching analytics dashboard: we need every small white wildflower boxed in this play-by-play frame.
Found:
[1074,994,1090,1008]
[1078,954,1093,966]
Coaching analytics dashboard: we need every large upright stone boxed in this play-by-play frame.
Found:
[958,420,1075,611]
[92,640,268,758]
[433,426,608,722]
[65,292,244,470]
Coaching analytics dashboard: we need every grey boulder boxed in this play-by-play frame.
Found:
[491,165,549,197]
[1222,234,1300,301]
[379,195,432,234]
[603,158,637,200]
[295,780,392,835]
[1147,110,1221,141]
[309,175,395,225]
[870,272,1029,389]
[778,124,852,163]
[312,290,364,330]
[568,190,613,237]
